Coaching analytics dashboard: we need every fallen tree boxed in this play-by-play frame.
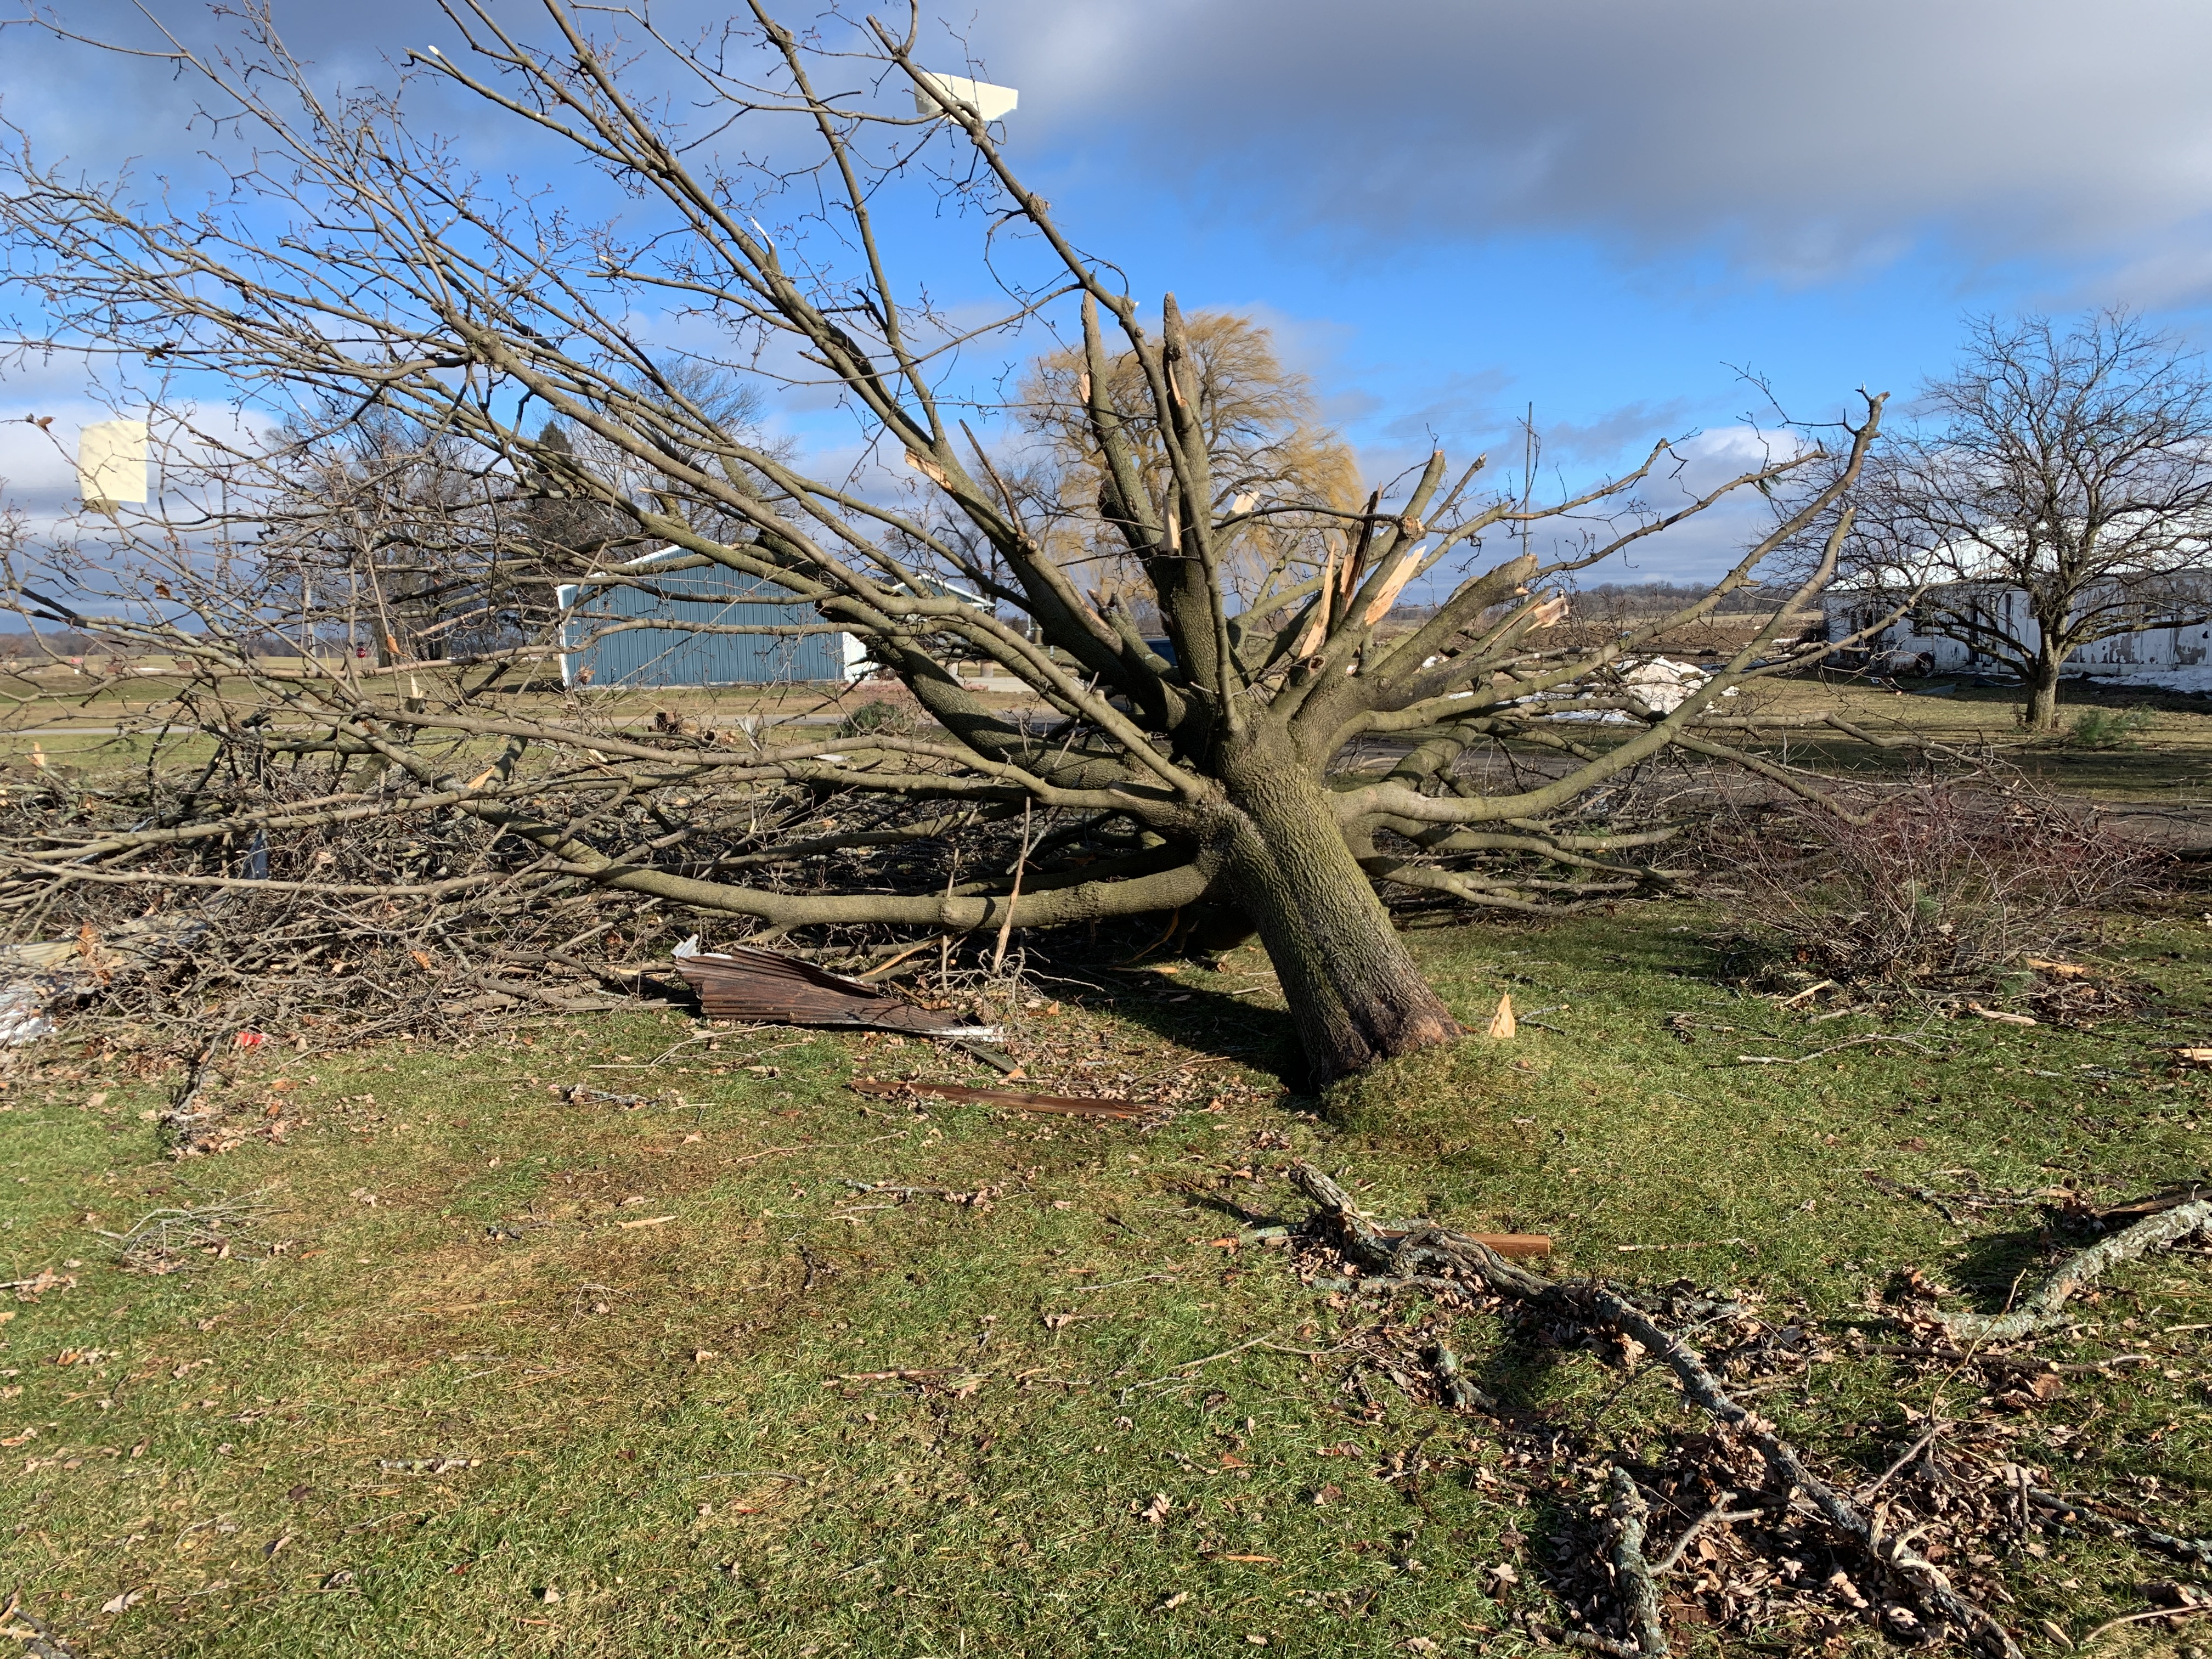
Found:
[1,0,1893,1079]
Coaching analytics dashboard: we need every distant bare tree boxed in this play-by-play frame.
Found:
[0,0,1886,1082]
[1843,311,2212,729]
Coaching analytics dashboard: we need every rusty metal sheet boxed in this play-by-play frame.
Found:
[671,942,990,1036]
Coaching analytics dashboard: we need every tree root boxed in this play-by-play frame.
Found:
[1288,1161,2025,1659]
[1933,1198,2212,1341]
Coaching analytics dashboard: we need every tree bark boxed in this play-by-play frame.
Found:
[1214,753,1463,1085]
[2024,632,2066,731]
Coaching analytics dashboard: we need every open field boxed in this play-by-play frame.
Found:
[11,662,2212,801]
[4,901,2210,1657]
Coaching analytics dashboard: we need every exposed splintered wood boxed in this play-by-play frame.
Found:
[1933,1197,2212,1340]
[1286,1162,2026,1659]
[849,1077,1146,1118]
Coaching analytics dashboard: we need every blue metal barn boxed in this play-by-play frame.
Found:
[557,549,862,689]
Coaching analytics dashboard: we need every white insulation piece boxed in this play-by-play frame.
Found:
[911,72,1018,121]
[77,419,149,511]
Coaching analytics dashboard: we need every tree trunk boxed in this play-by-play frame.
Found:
[2024,636,2066,731]
[1215,757,1463,1085]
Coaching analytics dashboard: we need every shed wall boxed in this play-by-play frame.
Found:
[559,568,857,687]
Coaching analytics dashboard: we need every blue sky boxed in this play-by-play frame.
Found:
[7,0,2212,584]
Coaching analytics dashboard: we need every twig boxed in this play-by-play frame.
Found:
[2076,1603,2212,1649]
[1067,1272,1182,1294]
[839,1179,957,1199]
[988,801,1032,977]
[2025,1487,2212,1571]
[856,941,935,980]
[1649,1496,1765,1576]
[1733,1034,1939,1065]
[0,1592,80,1659]
[1863,1424,1945,1500]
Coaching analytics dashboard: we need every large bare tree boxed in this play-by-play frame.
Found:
[1841,311,2212,730]
[0,1,1884,1082]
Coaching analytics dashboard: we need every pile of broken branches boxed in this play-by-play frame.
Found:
[1286,1162,2212,1658]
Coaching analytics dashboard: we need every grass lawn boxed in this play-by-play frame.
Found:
[4,902,2210,1657]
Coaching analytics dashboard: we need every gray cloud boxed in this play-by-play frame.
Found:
[19,0,2212,292]
[974,0,2212,289]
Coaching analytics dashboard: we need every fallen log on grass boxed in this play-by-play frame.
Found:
[1288,1161,2024,1659]
[1932,1197,2212,1341]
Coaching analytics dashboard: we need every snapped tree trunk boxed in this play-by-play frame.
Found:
[1215,755,1463,1085]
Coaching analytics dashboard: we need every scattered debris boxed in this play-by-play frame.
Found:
[0,979,60,1047]
[94,1194,277,1273]
[849,1077,1147,1119]
[556,1085,654,1108]
[1289,1161,2027,1659]
[1965,1003,2038,1026]
[153,1036,299,1157]
[1487,994,1517,1040]
[3,1268,77,1302]
[823,1367,989,1397]
[840,1178,1005,1207]
[673,939,998,1037]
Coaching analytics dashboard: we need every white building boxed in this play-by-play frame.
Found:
[1824,579,2212,693]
